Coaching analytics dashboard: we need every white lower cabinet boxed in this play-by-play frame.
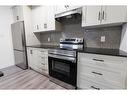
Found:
[27,47,48,75]
[77,53,127,89]
[78,77,116,89]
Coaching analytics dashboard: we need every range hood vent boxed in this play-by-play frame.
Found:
[55,8,82,23]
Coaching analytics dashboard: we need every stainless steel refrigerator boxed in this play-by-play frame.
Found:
[11,21,28,70]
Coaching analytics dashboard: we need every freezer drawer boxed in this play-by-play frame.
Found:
[14,50,27,69]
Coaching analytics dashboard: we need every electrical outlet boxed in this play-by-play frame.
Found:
[48,37,50,42]
[101,36,105,42]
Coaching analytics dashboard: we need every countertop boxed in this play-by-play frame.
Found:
[27,45,60,49]
[78,47,127,57]
[27,45,127,57]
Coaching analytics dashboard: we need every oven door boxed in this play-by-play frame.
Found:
[48,55,77,86]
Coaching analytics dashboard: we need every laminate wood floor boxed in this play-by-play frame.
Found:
[0,66,66,89]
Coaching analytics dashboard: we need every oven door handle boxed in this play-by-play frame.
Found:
[48,54,76,63]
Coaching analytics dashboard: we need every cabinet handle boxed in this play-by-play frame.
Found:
[98,12,101,21]
[44,23,47,29]
[16,16,19,20]
[30,50,33,54]
[66,5,69,8]
[93,58,104,62]
[91,86,100,90]
[41,57,45,59]
[65,5,69,8]
[41,63,45,65]
[92,71,103,76]
[37,25,39,30]
[102,11,105,20]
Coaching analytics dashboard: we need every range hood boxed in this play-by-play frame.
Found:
[55,8,82,22]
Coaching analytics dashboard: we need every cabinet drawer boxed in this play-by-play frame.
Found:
[39,63,48,70]
[38,50,48,57]
[78,65,126,88]
[38,58,48,70]
[77,78,114,89]
[33,66,48,74]
[39,56,48,62]
[31,63,48,74]
[78,53,127,70]
[38,64,48,74]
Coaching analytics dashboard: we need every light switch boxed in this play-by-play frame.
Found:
[101,36,105,42]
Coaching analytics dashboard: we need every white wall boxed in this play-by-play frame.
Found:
[0,6,14,69]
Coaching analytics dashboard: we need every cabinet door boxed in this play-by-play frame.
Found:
[66,5,82,11]
[55,5,82,14]
[82,6,102,27]
[46,6,62,31]
[39,6,47,32]
[27,48,36,68]
[55,6,66,14]
[12,6,24,22]
[101,6,127,24]
[32,6,46,33]
[27,48,48,74]
[12,6,18,22]
[32,6,61,32]
[45,6,55,31]
[31,7,40,32]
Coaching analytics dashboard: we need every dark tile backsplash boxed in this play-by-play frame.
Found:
[84,29,102,48]
[40,31,62,45]
[84,26,122,49]
[40,23,122,49]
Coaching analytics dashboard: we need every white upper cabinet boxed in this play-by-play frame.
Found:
[55,6,67,14]
[101,6,127,24]
[82,6,102,27]
[31,6,62,33]
[12,6,24,22]
[82,6,127,27]
[31,6,45,32]
[44,6,56,31]
[67,5,82,11]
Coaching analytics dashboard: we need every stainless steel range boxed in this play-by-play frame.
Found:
[60,38,84,50]
[48,38,84,89]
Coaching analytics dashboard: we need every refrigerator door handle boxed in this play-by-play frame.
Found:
[21,32,25,48]
[21,23,26,49]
